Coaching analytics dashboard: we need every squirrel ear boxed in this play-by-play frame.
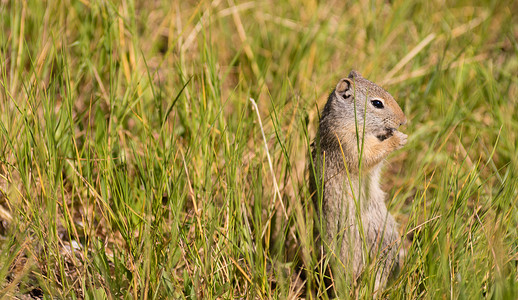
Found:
[335,78,353,100]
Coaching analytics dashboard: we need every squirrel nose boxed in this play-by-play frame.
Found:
[399,117,407,127]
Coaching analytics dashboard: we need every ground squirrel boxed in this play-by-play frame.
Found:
[309,70,407,292]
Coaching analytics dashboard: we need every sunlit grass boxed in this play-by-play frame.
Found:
[0,0,517,298]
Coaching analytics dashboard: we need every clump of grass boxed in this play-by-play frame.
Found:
[0,0,517,298]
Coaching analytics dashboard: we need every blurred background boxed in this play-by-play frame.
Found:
[0,0,517,298]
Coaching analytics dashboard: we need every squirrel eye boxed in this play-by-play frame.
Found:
[371,99,384,109]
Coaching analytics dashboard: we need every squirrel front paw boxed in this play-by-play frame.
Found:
[388,131,407,150]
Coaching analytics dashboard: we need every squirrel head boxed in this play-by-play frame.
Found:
[322,70,406,142]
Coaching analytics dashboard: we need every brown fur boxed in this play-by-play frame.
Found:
[309,70,407,292]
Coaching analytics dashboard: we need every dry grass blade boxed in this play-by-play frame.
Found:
[249,97,288,220]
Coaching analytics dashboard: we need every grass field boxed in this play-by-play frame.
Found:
[1,0,517,298]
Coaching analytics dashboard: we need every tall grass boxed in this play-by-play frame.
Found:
[0,0,517,298]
